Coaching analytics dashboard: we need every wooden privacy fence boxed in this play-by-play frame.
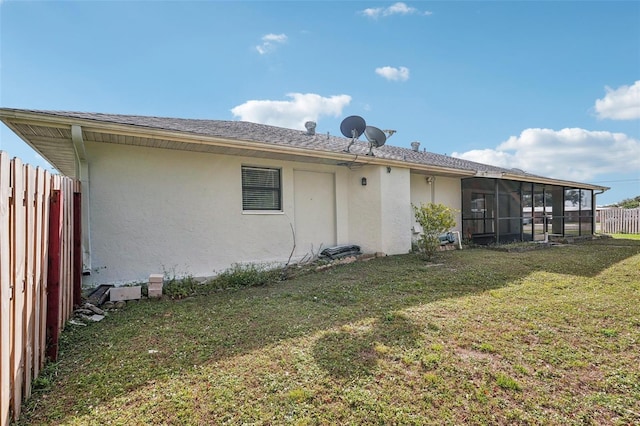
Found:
[598,208,640,234]
[0,152,81,426]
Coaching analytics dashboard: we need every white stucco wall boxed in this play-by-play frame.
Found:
[345,165,412,256]
[82,142,460,285]
[433,176,462,231]
[347,165,382,254]
[380,166,412,255]
[84,143,356,284]
[293,169,336,257]
[410,173,434,206]
[410,174,462,233]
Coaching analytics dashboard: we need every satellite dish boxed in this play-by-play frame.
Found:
[364,126,387,147]
[364,126,387,156]
[340,116,366,152]
[340,115,366,139]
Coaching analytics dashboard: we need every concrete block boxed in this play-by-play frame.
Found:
[148,288,163,298]
[149,274,164,283]
[110,286,142,302]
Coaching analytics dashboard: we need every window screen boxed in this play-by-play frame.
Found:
[242,166,281,210]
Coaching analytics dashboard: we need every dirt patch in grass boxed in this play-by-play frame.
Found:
[15,238,640,425]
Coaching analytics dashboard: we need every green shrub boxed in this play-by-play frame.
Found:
[412,203,457,260]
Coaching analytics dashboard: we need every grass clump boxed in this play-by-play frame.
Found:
[495,373,522,391]
[420,353,441,369]
[476,342,496,353]
[212,262,281,289]
[163,274,200,299]
[160,263,283,298]
[285,388,313,403]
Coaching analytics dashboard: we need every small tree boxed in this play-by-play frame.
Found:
[617,195,640,209]
[412,202,457,260]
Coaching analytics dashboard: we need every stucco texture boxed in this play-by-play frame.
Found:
[84,143,432,284]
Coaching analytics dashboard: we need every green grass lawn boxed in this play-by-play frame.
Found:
[18,238,640,425]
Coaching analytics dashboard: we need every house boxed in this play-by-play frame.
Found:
[0,108,609,285]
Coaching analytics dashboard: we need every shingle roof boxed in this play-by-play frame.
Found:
[17,109,532,177]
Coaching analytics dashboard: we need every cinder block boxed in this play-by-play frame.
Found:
[148,288,163,298]
[148,280,163,288]
[109,286,142,302]
[149,274,164,283]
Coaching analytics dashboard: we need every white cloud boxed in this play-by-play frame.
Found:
[230,93,352,130]
[361,7,383,18]
[375,66,410,82]
[386,2,416,15]
[594,80,640,120]
[262,34,287,43]
[256,33,288,55]
[451,128,640,182]
[360,2,431,19]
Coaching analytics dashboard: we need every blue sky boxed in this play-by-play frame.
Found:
[1,1,638,205]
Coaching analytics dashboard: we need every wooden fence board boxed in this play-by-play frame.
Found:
[0,152,11,426]
[24,166,36,401]
[10,157,26,420]
[37,168,51,374]
[32,169,44,381]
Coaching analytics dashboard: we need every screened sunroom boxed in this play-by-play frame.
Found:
[461,177,596,244]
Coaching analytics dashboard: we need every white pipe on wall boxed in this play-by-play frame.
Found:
[452,231,462,250]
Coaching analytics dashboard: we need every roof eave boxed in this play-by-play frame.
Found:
[500,172,610,192]
[0,109,478,177]
[0,109,611,190]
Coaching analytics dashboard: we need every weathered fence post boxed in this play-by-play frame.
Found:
[10,157,26,421]
[45,190,61,362]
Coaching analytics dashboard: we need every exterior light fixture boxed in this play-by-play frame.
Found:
[361,177,367,186]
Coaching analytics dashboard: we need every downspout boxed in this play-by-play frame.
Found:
[71,125,92,274]
[494,178,499,243]
[593,188,607,234]
[429,176,435,203]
